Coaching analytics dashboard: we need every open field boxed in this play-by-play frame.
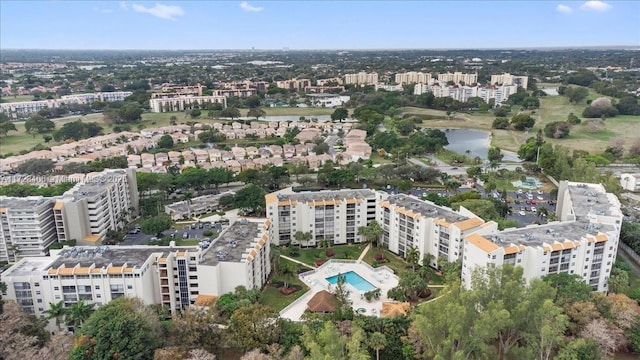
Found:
[0,107,334,156]
[0,95,36,103]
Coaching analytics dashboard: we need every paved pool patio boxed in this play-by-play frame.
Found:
[279,259,399,321]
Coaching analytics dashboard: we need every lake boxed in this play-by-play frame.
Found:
[442,128,520,162]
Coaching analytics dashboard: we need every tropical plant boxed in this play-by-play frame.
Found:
[43,300,67,332]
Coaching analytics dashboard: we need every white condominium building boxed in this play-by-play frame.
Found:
[213,88,258,98]
[149,95,227,113]
[1,218,272,321]
[265,188,381,246]
[276,79,312,91]
[53,169,139,245]
[0,197,57,262]
[0,169,139,261]
[343,72,379,85]
[620,173,640,192]
[463,181,623,292]
[490,73,529,90]
[437,72,478,84]
[316,77,343,86]
[395,72,432,84]
[378,194,489,266]
[414,83,518,104]
[0,92,133,118]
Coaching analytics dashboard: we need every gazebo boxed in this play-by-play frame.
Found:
[381,301,410,317]
[307,290,338,313]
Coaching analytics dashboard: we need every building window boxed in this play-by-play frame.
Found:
[127,285,133,290]
[95,285,100,290]
[54,286,59,291]
[34,283,39,287]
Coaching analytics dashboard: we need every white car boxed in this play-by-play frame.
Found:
[537,196,544,200]
[517,189,523,194]
[531,207,537,213]
[537,190,543,194]
[519,210,526,216]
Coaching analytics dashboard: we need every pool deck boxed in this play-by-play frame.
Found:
[279,259,399,321]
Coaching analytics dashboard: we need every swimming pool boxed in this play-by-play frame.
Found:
[326,271,377,292]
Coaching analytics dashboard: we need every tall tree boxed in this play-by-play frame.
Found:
[228,304,280,353]
[43,300,67,332]
[64,300,94,329]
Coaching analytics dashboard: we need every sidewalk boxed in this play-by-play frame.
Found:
[357,243,372,262]
[280,255,316,270]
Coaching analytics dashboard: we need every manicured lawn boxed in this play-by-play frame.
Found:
[285,244,366,267]
[259,274,309,312]
[363,248,444,285]
[1,94,35,103]
[435,148,476,166]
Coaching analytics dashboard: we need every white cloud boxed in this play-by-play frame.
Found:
[240,1,264,12]
[93,7,114,14]
[131,3,184,20]
[119,1,129,11]
[556,4,573,14]
[580,1,612,12]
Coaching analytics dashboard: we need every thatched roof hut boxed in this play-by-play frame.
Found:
[307,290,338,313]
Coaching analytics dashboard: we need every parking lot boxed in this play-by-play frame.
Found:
[121,222,224,246]
[503,189,556,227]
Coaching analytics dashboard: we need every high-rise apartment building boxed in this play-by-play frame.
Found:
[343,72,379,85]
[0,169,139,261]
[395,72,432,84]
[1,218,272,320]
[437,72,478,84]
[276,79,312,91]
[490,73,529,90]
[265,189,380,246]
[462,181,622,292]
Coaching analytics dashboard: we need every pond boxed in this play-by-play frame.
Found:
[442,128,520,162]
[442,129,491,159]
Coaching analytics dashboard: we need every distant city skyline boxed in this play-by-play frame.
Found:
[1,1,639,50]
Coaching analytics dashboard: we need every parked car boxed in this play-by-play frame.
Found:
[519,211,526,216]
[537,196,544,200]
[525,206,531,211]
[531,207,537,213]
[183,233,188,239]
[150,237,159,241]
[531,200,537,205]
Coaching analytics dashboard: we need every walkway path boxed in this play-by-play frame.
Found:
[279,255,316,270]
[357,243,372,262]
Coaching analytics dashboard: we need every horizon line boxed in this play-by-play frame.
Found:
[1,46,639,52]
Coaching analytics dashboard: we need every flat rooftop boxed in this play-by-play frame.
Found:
[47,246,198,270]
[0,196,52,210]
[567,183,621,218]
[3,257,56,277]
[200,219,265,266]
[276,189,376,202]
[488,220,616,248]
[386,194,467,224]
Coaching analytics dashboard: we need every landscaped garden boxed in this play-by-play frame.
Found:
[281,244,365,267]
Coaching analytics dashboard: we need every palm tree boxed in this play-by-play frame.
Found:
[65,300,95,330]
[406,245,420,271]
[10,245,20,263]
[369,332,387,360]
[43,300,68,332]
[279,260,297,290]
[357,221,383,248]
[293,231,312,249]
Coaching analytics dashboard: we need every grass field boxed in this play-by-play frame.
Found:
[0,95,36,103]
[259,274,309,312]
[284,244,366,267]
[0,107,336,156]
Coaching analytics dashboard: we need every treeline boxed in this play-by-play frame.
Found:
[0,182,75,197]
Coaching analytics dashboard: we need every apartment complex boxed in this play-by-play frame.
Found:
[395,72,432,84]
[149,95,227,113]
[414,83,518,104]
[1,218,271,320]
[437,72,478,84]
[265,188,380,246]
[276,79,312,91]
[0,169,139,262]
[490,73,529,90]
[316,77,343,86]
[0,91,132,118]
[462,181,623,292]
[343,72,379,85]
[379,194,488,266]
[212,88,258,98]
[52,169,139,245]
[0,198,57,262]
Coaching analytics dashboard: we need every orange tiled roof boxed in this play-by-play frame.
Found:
[466,233,500,253]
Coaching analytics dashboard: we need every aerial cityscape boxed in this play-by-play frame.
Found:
[1,1,640,360]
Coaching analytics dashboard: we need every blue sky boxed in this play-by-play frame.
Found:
[1,1,638,49]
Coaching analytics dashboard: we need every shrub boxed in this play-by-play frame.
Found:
[326,249,335,258]
[202,230,214,237]
[374,253,386,261]
[492,117,510,129]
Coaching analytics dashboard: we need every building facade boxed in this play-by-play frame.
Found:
[395,72,432,84]
[343,72,379,85]
[0,169,139,262]
[0,92,132,118]
[265,189,380,246]
[620,173,640,192]
[437,72,478,85]
[462,181,623,292]
[276,79,312,91]
[149,95,227,113]
[414,83,518,104]
[1,219,272,321]
[490,73,529,90]
[0,198,57,262]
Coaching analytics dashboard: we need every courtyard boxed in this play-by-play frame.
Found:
[279,259,399,321]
